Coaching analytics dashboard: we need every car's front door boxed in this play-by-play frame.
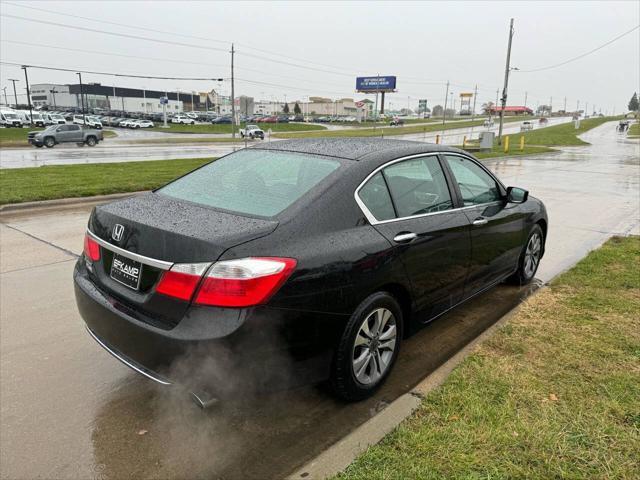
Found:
[441,154,525,296]
[66,124,83,142]
[55,125,72,142]
[357,154,472,320]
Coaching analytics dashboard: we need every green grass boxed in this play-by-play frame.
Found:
[337,236,640,480]
[471,145,556,159]
[0,128,117,148]
[513,116,621,146]
[147,122,326,134]
[273,117,528,139]
[0,158,212,205]
[628,122,639,137]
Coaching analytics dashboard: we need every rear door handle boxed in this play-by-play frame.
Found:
[472,218,488,226]
[393,232,418,243]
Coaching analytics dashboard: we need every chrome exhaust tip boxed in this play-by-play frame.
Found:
[190,390,219,409]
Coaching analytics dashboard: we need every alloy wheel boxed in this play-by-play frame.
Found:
[523,232,542,279]
[352,308,397,385]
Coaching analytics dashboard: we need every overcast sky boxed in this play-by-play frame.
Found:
[1,0,639,113]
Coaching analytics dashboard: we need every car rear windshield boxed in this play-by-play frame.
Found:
[158,149,341,217]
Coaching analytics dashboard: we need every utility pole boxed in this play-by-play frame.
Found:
[2,86,7,106]
[77,72,85,124]
[177,89,180,112]
[576,99,580,113]
[585,102,588,117]
[230,43,236,140]
[563,96,567,113]
[471,84,478,121]
[442,80,450,125]
[112,84,116,110]
[524,91,528,109]
[9,79,19,107]
[191,91,194,111]
[22,66,33,126]
[549,96,552,115]
[497,18,514,144]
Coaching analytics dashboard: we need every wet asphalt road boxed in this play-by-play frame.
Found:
[0,122,638,479]
[0,117,571,169]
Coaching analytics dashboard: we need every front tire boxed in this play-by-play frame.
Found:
[331,292,402,401]
[507,224,544,285]
[44,137,55,148]
[85,136,97,147]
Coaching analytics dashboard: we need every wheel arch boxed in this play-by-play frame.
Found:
[374,282,414,338]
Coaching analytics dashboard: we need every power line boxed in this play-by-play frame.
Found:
[0,61,224,81]
[0,14,229,53]
[519,24,640,73]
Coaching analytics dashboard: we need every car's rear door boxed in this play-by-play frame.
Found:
[66,124,83,142]
[357,154,471,319]
[441,153,525,296]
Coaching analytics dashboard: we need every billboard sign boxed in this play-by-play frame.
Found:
[356,76,397,92]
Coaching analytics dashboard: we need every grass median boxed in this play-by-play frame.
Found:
[273,116,531,139]
[0,128,117,148]
[147,122,326,134]
[0,157,212,205]
[628,122,639,137]
[337,235,640,479]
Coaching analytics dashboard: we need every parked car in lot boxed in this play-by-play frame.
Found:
[75,138,547,405]
[239,124,264,139]
[0,110,24,128]
[520,121,534,132]
[211,116,232,124]
[119,119,135,128]
[131,120,155,129]
[171,115,196,125]
[29,124,103,148]
[73,115,103,129]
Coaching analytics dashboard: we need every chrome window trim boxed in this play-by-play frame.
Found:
[354,152,506,226]
[86,229,173,270]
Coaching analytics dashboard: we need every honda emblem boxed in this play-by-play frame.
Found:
[112,224,125,242]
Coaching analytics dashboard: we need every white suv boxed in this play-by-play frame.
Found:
[171,115,195,125]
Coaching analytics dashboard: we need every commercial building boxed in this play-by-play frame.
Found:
[29,83,223,113]
[487,106,534,116]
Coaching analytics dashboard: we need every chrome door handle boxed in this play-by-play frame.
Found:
[473,218,488,226]
[393,232,418,243]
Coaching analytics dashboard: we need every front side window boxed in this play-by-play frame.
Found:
[383,156,453,217]
[444,155,501,206]
[158,149,341,217]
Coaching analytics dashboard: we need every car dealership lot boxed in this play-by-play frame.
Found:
[0,117,571,169]
[1,123,638,479]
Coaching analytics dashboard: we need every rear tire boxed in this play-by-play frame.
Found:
[331,292,402,401]
[86,136,97,147]
[507,224,544,285]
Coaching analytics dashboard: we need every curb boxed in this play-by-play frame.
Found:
[0,191,147,215]
[286,301,531,480]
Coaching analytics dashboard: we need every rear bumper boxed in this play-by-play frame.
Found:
[74,260,338,395]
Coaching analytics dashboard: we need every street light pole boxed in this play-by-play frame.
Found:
[230,43,236,140]
[22,66,34,126]
[442,80,449,125]
[50,89,58,108]
[9,79,19,107]
[2,87,7,106]
[498,18,515,144]
[76,72,85,125]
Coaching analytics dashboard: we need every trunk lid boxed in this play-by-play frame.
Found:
[86,192,278,328]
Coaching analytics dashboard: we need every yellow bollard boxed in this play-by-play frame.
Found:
[435,134,440,144]
[504,135,510,153]
[462,136,467,148]
[519,135,525,151]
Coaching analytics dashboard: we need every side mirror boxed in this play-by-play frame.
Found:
[507,186,529,203]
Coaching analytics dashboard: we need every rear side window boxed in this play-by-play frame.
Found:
[358,172,395,221]
[443,155,501,206]
[158,149,341,217]
[383,156,453,217]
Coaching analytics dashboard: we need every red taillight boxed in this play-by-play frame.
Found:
[84,234,101,261]
[195,257,297,307]
[156,263,210,301]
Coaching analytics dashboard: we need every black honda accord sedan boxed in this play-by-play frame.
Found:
[74,138,547,404]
